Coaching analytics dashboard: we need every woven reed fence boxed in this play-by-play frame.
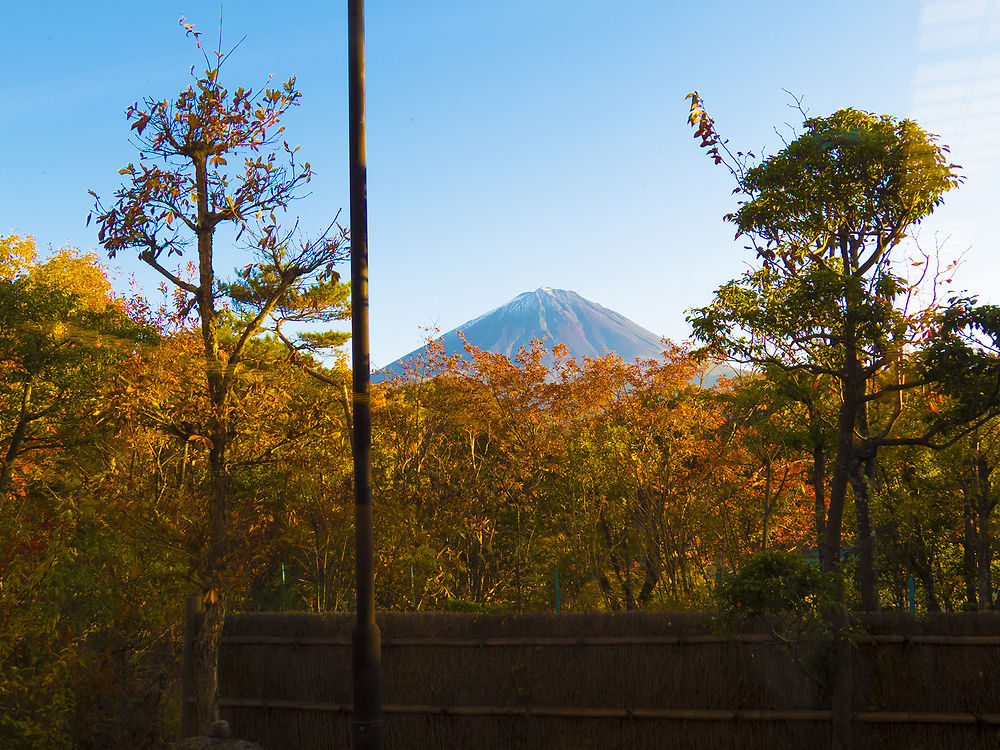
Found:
[182,603,1000,749]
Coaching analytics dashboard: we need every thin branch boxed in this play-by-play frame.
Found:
[139,250,200,294]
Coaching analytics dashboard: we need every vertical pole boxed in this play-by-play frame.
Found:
[348,2,383,748]
[181,594,203,739]
[280,562,286,611]
[908,575,915,614]
[554,569,561,612]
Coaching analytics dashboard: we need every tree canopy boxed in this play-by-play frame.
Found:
[686,95,999,609]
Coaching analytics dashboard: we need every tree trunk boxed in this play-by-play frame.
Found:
[918,568,941,612]
[637,551,661,607]
[812,443,827,567]
[974,454,996,610]
[849,457,879,611]
[191,420,232,732]
[600,509,635,610]
[963,498,978,607]
[824,399,857,571]
[194,595,227,733]
[0,380,33,501]
[188,159,232,732]
[760,456,773,551]
[977,508,993,611]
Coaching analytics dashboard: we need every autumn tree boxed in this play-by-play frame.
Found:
[369,337,563,611]
[686,96,1000,609]
[92,21,347,730]
[1,236,153,501]
[0,236,168,748]
[369,335,813,612]
[546,344,733,609]
[710,371,815,558]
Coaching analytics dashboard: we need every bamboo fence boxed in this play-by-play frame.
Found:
[181,606,1000,749]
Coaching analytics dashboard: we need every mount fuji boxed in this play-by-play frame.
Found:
[374,288,667,382]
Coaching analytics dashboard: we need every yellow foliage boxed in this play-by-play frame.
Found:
[0,233,37,280]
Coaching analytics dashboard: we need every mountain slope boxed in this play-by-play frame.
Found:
[375,287,666,382]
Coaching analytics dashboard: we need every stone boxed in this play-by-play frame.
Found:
[174,729,266,750]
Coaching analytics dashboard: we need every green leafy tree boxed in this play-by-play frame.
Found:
[716,548,841,628]
[877,407,1000,611]
[873,443,966,612]
[92,20,347,731]
[957,423,1000,609]
[716,549,847,719]
[686,96,999,609]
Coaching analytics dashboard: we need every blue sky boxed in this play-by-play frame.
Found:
[4,1,999,368]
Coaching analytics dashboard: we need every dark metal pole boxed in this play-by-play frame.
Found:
[348,1,383,748]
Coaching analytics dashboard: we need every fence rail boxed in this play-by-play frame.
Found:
[216,698,1000,726]
[219,633,1000,647]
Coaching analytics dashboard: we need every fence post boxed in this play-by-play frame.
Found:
[181,594,203,738]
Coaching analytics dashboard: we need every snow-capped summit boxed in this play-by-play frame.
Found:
[374,288,666,382]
